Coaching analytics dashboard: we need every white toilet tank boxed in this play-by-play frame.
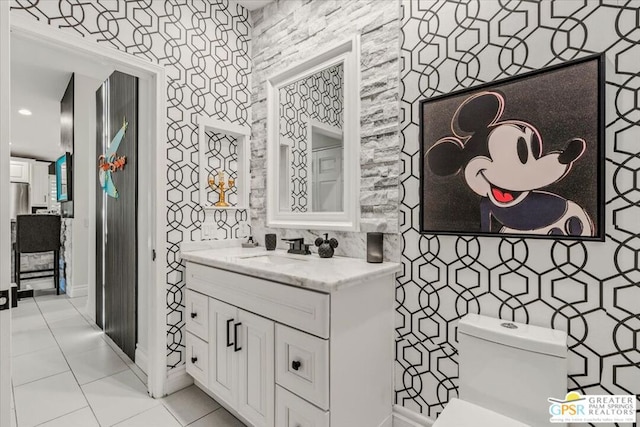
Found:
[458,314,568,426]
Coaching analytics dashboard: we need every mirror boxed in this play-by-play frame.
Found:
[267,37,359,231]
[278,64,344,213]
[198,118,250,211]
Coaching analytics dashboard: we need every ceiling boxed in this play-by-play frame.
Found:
[235,0,273,11]
[10,36,114,161]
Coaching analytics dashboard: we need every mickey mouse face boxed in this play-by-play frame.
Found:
[464,122,583,206]
[426,91,586,207]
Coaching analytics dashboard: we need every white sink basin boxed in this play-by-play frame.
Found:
[239,254,308,265]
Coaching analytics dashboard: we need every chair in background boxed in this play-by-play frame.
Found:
[14,214,62,296]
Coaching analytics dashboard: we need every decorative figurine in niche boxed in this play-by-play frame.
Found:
[314,233,339,258]
[98,118,128,199]
[208,170,235,208]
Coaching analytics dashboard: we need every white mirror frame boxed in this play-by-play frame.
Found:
[266,35,360,232]
[198,117,251,211]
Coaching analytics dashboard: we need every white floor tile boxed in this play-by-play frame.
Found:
[38,407,99,427]
[33,293,66,302]
[11,410,16,427]
[49,317,107,355]
[36,298,80,323]
[187,409,246,427]
[14,371,88,427]
[66,345,129,385]
[69,296,88,312]
[82,370,159,426]
[115,405,182,427]
[45,312,87,329]
[163,385,221,426]
[11,298,39,319]
[47,314,91,331]
[11,346,69,386]
[11,310,48,333]
[11,326,58,357]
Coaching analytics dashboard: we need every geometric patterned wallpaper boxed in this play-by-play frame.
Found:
[10,0,252,370]
[202,131,248,241]
[398,1,640,424]
[203,131,239,207]
[278,63,343,212]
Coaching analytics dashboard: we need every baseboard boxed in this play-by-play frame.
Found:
[379,412,393,427]
[164,366,193,396]
[393,404,435,427]
[134,346,148,374]
[66,283,88,298]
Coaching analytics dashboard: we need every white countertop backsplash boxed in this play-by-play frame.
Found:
[180,241,401,293]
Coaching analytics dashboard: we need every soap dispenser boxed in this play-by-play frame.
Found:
[314,233,338,258]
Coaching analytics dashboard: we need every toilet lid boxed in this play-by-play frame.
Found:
[433,399,531,427]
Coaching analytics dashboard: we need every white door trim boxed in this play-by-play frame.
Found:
[0,2,13,426]
[7,14,168,398]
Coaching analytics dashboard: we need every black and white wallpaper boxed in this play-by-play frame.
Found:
[10,0,252,370]
[398,0,640,424]
[279,63,344,212]
[203,131,239,207]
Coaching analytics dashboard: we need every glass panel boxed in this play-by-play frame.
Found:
[278,63,344,213]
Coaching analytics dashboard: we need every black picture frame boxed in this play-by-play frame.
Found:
[419,53,605,241]
[55,152,72,202]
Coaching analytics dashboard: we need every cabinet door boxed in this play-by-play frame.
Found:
[31,162,50,207]
[208,298,238,406]
[237,309,275,427]
[10,160,30,183]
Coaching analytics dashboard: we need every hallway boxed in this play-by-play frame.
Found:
[10,294,245,427]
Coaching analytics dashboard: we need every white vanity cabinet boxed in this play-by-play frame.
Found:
[184,258,396,427]
[186,288,274,427]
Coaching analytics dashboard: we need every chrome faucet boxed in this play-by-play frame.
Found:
[282,238,311,255]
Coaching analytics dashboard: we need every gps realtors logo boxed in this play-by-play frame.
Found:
[548,392,636,423]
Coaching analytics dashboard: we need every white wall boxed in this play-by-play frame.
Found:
[10,54,66,161]
[69,73,101,299]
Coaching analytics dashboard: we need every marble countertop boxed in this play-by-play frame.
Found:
[180,243,401,293]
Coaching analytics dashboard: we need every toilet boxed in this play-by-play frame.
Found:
[434,314,568,427]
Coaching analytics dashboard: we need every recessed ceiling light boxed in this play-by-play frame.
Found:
[18,109,32,116]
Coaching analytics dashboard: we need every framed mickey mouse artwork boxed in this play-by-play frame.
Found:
[420,53,605,241]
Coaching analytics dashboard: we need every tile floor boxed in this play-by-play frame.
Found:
[10,293,246,427]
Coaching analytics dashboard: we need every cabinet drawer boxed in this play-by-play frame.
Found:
[187,262,330,338]
[186,290,209,341]
[276,324,329,410]
[276,386,328,427]
[186,332,209,386]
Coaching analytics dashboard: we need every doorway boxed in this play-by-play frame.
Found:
[0,14,167,426]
